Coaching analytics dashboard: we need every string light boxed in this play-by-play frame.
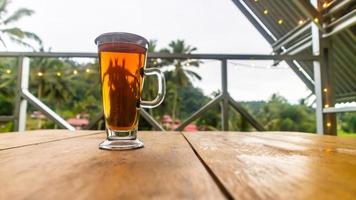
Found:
[37,72,43,77]
[323,88,328,92]
[298,20,305,25]
[322,2,329,8]
[278,19,283,25]
[254,0,258,2]
[324,104,329,108]
[86,68,91,73]
[229,61,288,70]
[56,72,61,76]
[326,122,331,127]
[314,18,319,23]
[73,70,78,75]
[263,9,268,15]
[5,69,11,74]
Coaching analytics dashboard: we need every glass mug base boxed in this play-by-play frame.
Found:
[99,128,144,150]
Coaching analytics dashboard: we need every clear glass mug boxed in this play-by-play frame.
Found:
[95,32,165,150]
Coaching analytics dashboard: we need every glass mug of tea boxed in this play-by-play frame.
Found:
[95,32,165,150]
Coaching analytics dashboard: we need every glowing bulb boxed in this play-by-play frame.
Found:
[298,20,304,25]
[37,72,43,77]
[5,69,11,74]
[278,19,283,24]
[322,2,328,8]
[254,0,258,2]
[314,18,319,23]
[86,68,90,73]
[73,70,78,75]
[263,9,268,15]
[323,88,328,92]
[57,72,61,76]
[324,104,329,108]
[326,122,331,127]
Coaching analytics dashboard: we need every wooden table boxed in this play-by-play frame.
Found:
[1,130,356,200]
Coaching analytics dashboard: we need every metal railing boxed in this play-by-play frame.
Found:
[0,52,318,132]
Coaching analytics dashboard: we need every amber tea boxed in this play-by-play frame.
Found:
[99,43,145,130]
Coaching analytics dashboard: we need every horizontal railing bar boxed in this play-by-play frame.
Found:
[0,116,14,122]
[0,52,98,58]
[323,10,356,38]
[0,52,318,61]
[149,53,317,61]
[324,0,354,17]
[280,35,312,55]
[272,21,311,50]
[323,106,356,113]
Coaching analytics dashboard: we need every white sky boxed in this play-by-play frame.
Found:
[6,0,311,103]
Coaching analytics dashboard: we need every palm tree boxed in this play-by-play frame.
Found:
[30,53,73,109]
[161,40,201,122]
[0,0,42,49]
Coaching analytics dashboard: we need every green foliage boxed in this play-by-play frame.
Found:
[255,94,316,132]
[0,57,17,117]
[339,112,356,133]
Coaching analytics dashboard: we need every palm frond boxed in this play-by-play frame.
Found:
[0,78,13,89]
[0,36,7,47]
[186,60,201,67]
[3,8,34,25]
[2,27,25,38]
[8,35,34,50]
[184,69,202,81]
[23,31,42,46]
[0,0,7,14]
[148,39,157,53]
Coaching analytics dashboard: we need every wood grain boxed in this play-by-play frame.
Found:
[0,129,101,150]
[183,131,356,200]
[0,131,225,200]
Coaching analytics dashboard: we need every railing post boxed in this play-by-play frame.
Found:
[14,57,30,132]
[311,0,336,135]
[221,59,229,131]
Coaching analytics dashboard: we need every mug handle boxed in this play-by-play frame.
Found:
[141,68,166,108]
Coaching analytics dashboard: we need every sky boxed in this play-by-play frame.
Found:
[6,0,311,103]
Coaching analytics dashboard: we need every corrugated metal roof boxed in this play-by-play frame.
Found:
[233,0,356,103]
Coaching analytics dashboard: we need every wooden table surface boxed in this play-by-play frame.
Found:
[1,130,356,200]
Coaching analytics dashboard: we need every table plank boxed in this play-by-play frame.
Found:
[248,131,356,149]
[0,129,102,150]
[0,131,225,200]
[183,131,356,200]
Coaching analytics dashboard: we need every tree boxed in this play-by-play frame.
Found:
[256,93,316,132]
[0,0,42,49]
[161,40,201,122]
[340,113,356,133]
[30,54,73,106]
